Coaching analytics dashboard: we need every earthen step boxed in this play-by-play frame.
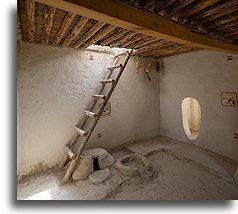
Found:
[84,110,98,118]
[100,79,115,84]
[92,94,106,99]
[74,127,87,136]
[107,64,122,70]
[114,51,129,58]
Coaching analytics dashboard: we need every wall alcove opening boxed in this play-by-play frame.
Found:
[181,97,201,141]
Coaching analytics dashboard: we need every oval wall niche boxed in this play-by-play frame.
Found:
[181,97,201,141]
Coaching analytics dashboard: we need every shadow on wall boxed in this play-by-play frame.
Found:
[181,97,201,141]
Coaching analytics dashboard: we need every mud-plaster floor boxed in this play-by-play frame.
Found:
[17,136,237,200]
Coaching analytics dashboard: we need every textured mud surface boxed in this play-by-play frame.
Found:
[17,137,237,200]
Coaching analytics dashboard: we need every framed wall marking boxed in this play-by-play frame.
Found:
[221,92,237,107]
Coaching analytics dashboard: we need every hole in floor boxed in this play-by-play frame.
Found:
[93,157,100,171]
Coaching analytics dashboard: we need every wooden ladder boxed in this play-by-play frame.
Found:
[59,49,133,183]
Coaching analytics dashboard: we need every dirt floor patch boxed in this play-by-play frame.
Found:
[17,137,237,200]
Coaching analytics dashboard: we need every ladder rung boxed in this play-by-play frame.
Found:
[114,51,129,58]
[92,94,106,99]
[74,127,87,136]
[107,64,122,70]
[84,110,98,118]
[65,146,76,160]
[100,79,115,84]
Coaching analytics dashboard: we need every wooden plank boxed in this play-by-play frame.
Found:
[35,0,237,54]
[100,28,129,46]
[80,25,116,49]
[62,16,89,47]
[52,12,76,46]
[41,6,56,45]
[25,0,36,43]
[73,21,105,48]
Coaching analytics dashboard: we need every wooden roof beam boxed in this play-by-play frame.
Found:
[133,40,173,55]
[154,47,199,58]
[164,0,195,18]
[127,37,158,49]
[146,0,168,12]
[17,8,23,42]
[142,43,192,57]
[177,0,221,21]
[122,34,147,48]
[154,0,178,16]
[25,0,36,43]
[100,28,129,46]
[189,1,238,25]
[206,19,237,31]
[62,16,89,47]
[141,43,196,56]
[73,21,105,48]
[80,25,116,49]
[203,12,237,27]
[41,6,56,45]
[224,32,237,40]
[52,12,76,46]
[140,42,183,56]
[110,31,138,48]
[35,0,237,54]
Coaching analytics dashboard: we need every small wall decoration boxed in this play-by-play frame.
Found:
[136,61,141,73]
[99,102,111,116]
[89,55,94,60]
[221,92,237,107]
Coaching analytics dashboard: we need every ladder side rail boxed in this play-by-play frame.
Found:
[59,56,121,168]
[62,50,133,182]
[75,56,120,128]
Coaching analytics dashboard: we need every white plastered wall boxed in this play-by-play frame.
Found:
[17,43,160,177]
[159,50,237,160]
